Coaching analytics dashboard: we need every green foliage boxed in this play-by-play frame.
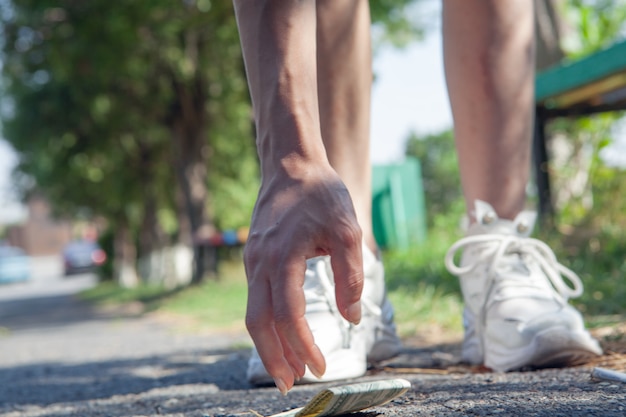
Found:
[370,0,425,49]
[543,1,626,318]
[404,129,463,227]
[0,0,431,241]
[383,221,462,296]
[562,0,626,57]
[546,114,620,225]
[535,226,626,317]
[543,116,626,318]
[385,129,465,337]
[0,1,258,259]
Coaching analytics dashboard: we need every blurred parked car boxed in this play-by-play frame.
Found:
[63,240,107,275]
[0,246,31,283]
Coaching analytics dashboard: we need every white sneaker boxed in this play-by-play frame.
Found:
[246,245,401,385]
[445,200,602,372]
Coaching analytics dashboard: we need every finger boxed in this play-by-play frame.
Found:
[272,257,326,379]
[329,233,364,325]
[277,316,325,379]
[278,329,308,380]
[245,280,296,394]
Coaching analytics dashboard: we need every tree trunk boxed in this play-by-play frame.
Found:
[171,111,211,285]
[167,28,213,285]
[137,142,166,258]
[138,192,162,257]
[114,221,139,288]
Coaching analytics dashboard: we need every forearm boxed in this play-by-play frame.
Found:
[233,0,328,180]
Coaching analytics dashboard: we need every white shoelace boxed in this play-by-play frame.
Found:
[444,234,583,300]
[307,257,382,316]
[306,258,382,348]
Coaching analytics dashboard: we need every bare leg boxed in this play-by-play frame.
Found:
[443,0,535,221]
[442,0,602,373]
[316,0,376,251]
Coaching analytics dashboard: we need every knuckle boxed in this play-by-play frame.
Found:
[335,223,362,248]
[244,243,283,273]
[273,311,297,331]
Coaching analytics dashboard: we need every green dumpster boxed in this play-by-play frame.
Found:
[371,157,427,249]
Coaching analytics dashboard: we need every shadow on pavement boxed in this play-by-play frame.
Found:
[0,347,251,407]
[0,293,116,332]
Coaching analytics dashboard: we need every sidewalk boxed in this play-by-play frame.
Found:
[0,275,624,416]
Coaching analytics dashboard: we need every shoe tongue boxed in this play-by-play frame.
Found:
[469,200,537,238]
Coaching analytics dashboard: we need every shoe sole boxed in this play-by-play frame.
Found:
[525,326,602,369]
[486,326,602,372]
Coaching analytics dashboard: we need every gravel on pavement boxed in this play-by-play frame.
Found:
[0,265,624,416]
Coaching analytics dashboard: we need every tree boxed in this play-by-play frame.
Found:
[404,129,462,227]
[0,1,258,285]
[543,0,626,227]
[1,0,427,287]
[370,0,426,49]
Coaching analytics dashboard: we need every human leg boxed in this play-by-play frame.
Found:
[442,0,601,371]
[316,0,376,252]
[443,0,534,222]
[316,0,400,367]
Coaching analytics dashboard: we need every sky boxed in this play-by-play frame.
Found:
[370,27,452,163]
[0,9,452,224]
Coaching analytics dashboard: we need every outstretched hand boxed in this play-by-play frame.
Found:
[244,162,364,394]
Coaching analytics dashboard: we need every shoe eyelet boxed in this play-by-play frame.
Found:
[482,211,496,225]
[517,222,529,233]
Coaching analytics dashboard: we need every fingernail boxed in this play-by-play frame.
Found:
[308,362,325,380]
[291,366,302,382]
[346,301,361,325]
[273,377,289,396]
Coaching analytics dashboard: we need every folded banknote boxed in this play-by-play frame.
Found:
[268,378,411,417]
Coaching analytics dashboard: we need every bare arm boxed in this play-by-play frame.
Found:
[233,0,364,394]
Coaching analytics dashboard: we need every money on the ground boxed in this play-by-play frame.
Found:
[268,378,411,417]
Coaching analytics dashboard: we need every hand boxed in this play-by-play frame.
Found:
[244,161,364,394]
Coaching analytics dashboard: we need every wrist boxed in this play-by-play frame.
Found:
[259,142,329,185]
[256,107,328,181]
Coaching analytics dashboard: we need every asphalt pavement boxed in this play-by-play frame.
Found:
[0,257,624,416]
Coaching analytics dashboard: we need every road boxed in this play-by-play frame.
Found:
[0,257,624,416]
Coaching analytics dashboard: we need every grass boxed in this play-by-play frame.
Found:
[161,263,247,331]
[81,241,465,338]
[388,284,463,338]
[80,281,172,305]
[536,224,626,319]
[382,224,465,338]
[80,261,248,333]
